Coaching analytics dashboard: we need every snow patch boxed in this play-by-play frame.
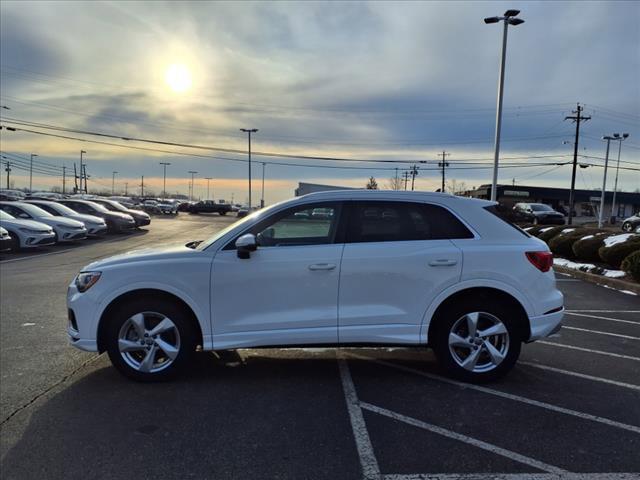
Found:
[539,227,555,232]
[603,233,634,247]
[553,258,626,279]
[601,285,638,296]
[561,228,576,234]
[580,235,594,241]
[523,227,534,231]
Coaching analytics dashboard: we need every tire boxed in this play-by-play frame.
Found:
[105,297,197,382]
[622,222,633,232]
[219,211,227,216]
[431,298,523,383]
[8,233,20,252]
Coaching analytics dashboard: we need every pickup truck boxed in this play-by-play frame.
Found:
[188,200,232,215]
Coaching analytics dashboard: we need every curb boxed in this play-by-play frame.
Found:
[554,265,640,295]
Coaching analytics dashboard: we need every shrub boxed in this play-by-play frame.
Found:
[538,226,571,243]
[548,229,603,258]
[621,250,640,282]
[598,235,640,268]
[572,232,614,262]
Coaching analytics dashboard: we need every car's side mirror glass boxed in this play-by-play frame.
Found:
[236,233,257,259]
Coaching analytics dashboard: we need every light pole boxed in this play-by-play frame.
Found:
[188,171,198,201]
[29,153,38,192]
[261,162,266,208]
[610,133,629,223]
[240,128,258,208]
[484,9,525,202]
[112,171,118,195]
[598,135,616,228]
[205,177,212,200]
[160,162,171,198]
[79,150,86,193]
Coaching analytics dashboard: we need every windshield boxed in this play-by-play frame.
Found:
[100,200,127,212]
[42,202,77,216]
[18,203,53,217]
[0,210,15,220]
[530,204,554,212]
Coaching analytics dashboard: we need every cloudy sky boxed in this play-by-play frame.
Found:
[1,0,638,203]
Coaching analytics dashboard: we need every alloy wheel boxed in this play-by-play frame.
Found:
[117,312,181,373]
[448,311,510,373]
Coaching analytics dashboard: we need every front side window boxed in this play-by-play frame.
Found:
[347,201,473,243]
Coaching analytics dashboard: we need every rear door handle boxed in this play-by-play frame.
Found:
[428,259,458,267]
[308,263,336,271]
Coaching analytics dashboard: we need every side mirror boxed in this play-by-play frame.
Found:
[236,233,257,259]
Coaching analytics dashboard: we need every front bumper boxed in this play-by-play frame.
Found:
[23,232,56,247]
[134,216,151,226]
[67,284,99,352]
[528,307,564,341]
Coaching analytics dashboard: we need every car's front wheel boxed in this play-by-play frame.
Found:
[432,300,522,383]
[622,221,634,232]
[105,298,197,381]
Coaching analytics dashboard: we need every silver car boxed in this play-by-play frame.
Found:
[25,200,108,236]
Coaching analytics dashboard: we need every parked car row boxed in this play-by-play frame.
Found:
[0,197,150,253]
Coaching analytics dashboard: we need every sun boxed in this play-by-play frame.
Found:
[164,63,192,93]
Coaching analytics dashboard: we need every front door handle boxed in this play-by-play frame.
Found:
[428,259,458,267]
[308,263,336,271]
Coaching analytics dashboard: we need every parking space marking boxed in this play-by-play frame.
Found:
[566,310,640,313]
[518,361,640,391]
[561,326,640,341]
[537,341,640,361]
[383,474,640,479]
[338,358,381,480]
[0,248,77,264]
[361,401,567,474]
[347,353,640,435]
[565,312,640,325]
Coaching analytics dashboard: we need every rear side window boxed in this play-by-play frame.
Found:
[483,205,531,237]
[347,201,473,243]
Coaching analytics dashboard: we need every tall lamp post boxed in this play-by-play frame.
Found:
[260,162,266,208]
[112,171,118,195]
[205,177,213,200]
[598,135,616,228]
[79,150,86,193]
[609,133,629,223]
[240,128,258,208]
[484,9,525,202]
[188,171,198,201]
[29,153,38,192]
[159,162,171,198]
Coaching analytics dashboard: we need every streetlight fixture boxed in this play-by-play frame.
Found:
[598,135,617,228]
[609,133,629,223]
[484,9,525,201]
[205,177,213,200]
[29,153,38,192]
[240,128,258,208]
[112,171,118,195]
[188,171,198,201]
[159,162,171,198]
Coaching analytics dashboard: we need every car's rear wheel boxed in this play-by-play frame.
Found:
[8,232,20,252]
[432,300,522,382]
[105,298,197,382]
[622,221,633,232]
[219,211,227,216]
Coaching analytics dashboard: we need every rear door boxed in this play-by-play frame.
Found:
[338,200,472,344]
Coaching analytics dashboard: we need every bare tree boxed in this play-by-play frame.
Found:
[366,176,378,190]
[387,176,404,191]
[445,179,468,195]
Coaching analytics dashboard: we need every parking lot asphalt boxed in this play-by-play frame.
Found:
[0,214,638,479]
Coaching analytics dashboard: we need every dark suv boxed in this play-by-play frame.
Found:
[188,200,231,215]
[58,199,136,232]
[512,203,565,225]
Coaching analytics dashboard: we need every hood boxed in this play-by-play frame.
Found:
[36,216,86,228]
[83,244,198,270]
[126,209,149,217]
[70,213,106,225]
[0,218,53,232]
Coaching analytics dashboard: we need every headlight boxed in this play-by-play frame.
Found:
[19,227,51,234]
[75,271,101,292]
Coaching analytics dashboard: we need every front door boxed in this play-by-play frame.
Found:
[211,202,344,349]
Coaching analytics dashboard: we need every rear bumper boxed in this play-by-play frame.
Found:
[528,307,564,341]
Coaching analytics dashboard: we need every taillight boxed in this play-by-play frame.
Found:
[526,251,553,272]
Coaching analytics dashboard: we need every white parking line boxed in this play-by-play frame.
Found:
[562,326,640,341]
[361,402,567,474]
[0,248,77,264]
[565,312,640,325]
[566,310,640,313]
[518,361,640,391]
[337,358,381,480]
[347,353,640,435]
[537,341,640,361]
[383,474,640,480]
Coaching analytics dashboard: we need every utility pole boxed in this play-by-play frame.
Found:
[124,182,128,195]
[410,165,419,191]
[598,135,616,228]
[188,171,198,201]
[79,150,86,193]
[159,162,171,198]
[205,177,212,200]
[484,9,525,202]
[610,133,629,223]
[82,163,88,193]
[564,104,591,225]
[140,175,145,197]
[73,163,78,193]
[62,165,66,194]
[29,153,37,192]
[438,151,450,192]
[112,171,118,195]
[402,171,410,191]
[240,128,258,208]
[4,160,11,189]
[261,162,266,208]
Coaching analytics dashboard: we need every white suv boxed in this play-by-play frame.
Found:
[67,191,563,382]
